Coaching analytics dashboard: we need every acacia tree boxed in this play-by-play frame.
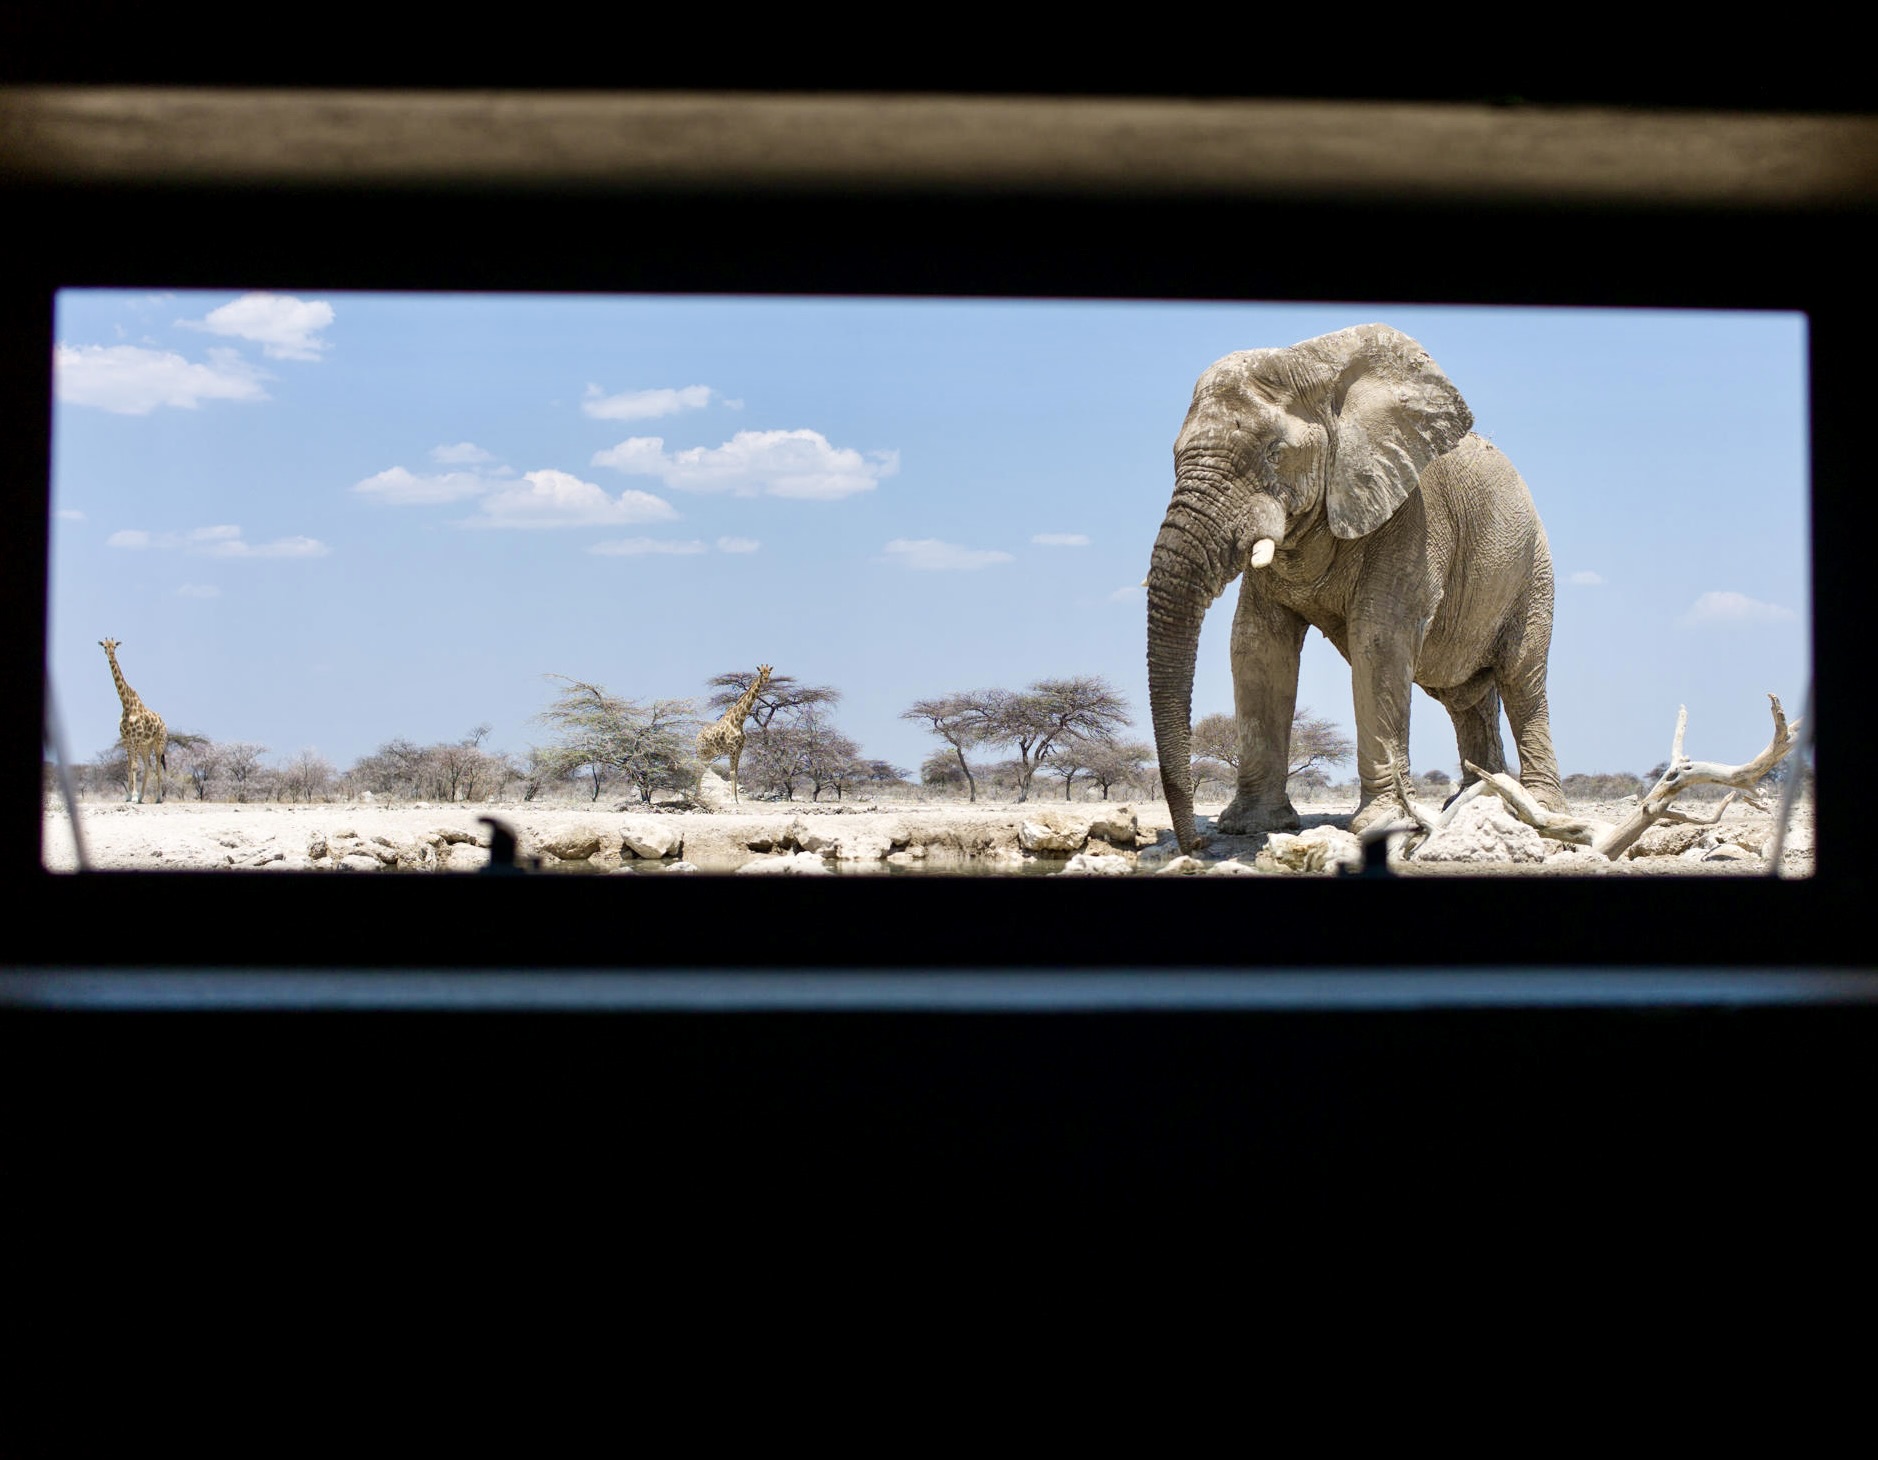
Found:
[278,748,336,803]
[219,742,269,803]
[1039,734,1133,801]
[1081,739,1155,800]
[743,721,811,800]
[706,669,841,782]
[348,737,431,799]
[920,749,971,796]
[421,725,514,802]
[796,706,864,802]
[1191,706,1354,791]
[1190,713,1240,777]
[855,759,913,797]
[89,743,130,800]
[163,732,216,801]
[537,676,697,805]
[902,692,1004,803]
[988,675,1133,804]
[1288,710,1356,780]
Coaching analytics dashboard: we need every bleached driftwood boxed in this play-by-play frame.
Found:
[1394,694,1803,862]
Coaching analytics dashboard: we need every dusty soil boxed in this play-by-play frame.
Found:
[40,783,1815,877]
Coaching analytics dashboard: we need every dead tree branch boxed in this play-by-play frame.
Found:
[1404,694,1802,862]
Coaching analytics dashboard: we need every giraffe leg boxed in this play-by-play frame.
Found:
[728,745,741,803]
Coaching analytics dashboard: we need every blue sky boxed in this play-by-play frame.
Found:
[47,290,1811,789]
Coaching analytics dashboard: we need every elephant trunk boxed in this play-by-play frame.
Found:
[1148,575,1205,854]
[1146,477,1287,854]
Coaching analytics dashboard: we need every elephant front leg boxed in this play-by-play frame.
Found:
[1348,620,1420,836]
[1215,586,1308,835]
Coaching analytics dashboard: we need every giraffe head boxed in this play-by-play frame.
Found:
[100,638,121,655]
[755,663,773,688]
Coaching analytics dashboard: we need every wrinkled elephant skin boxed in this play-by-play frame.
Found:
[1146,323,1568,854]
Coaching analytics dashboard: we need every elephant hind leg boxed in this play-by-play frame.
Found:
[1495,603,1568,814]
[1501,677,1568,812]
[1445,684,1510,800]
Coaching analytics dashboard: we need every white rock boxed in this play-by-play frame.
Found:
[1136,837,1186,867]
[1413,798,1547,864]
[830,831,897,862]
[537,826,605,861]
[736,852,832,875]
[440,842,489,872]
[620,822,684,859]
[1057,850,1134,876]
[1087,806,1143,846]
[1261,826,1364,873]
[1019,819,1087,853]
[692,770,736,811]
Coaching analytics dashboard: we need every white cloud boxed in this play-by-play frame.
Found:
[353,466,492,505]
[54,343,270,414]
[880,538,1015,572]
[178,584,222,598]
[716,536,761,554]
[594,429,897,501]
[1033,532,1092,548]
[217,535,329,559]
[431,442,496,465]
[1568,570,1605,586]
[463,469,679,529]
[582,384,714,421]
[1108,584,1144,603]
[589,538,710,556]
[107,525,329,558]
[1679,590,1798,626]
[56,508,85,522]
[180,292,335,361]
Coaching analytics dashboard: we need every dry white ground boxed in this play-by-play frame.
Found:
[41,778,1814,878]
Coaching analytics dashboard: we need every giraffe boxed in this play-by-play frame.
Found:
[99,638,168,804]
[695,664,772,804]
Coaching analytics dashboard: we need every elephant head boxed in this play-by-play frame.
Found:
[1146,323,1475,853]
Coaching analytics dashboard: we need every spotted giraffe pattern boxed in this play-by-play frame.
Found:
[695,664,772,804]
[100,638,167,804]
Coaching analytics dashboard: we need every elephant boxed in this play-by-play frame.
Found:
[1145,322,1568,854]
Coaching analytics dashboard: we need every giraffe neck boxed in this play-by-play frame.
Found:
[725,671,769,725]
[105,650,143,712]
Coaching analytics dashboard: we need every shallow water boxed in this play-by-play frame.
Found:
[550,854,1075,877]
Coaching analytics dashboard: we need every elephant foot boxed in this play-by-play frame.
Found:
[1215,792,1300,836]
[1520,777,1571,814]
[1350,795,1415,837]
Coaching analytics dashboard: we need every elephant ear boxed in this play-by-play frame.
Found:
[1298,324,1475,540]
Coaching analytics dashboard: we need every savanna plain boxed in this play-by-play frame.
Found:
[40,779,1815,879]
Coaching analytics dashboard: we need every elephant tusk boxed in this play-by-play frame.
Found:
[1249,538,1276,568]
